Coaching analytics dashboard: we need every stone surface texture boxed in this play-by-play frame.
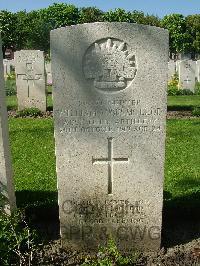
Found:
[0,36,16,213]
[15,50,47,112]
[51,22,169,252]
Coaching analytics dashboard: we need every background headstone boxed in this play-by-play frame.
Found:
[15,50,47,112]
[51,22,168,252]
[175,60,181,74]
[3,59,15,78]
[196,60,200,82]
[168,60,176,81]
[45,62,52,85]
[0,35,16,213]
[178,60,196,92]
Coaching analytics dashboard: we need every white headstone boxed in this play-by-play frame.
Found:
[168,60,176,81]
[14,50,47,112]
[51,22,168,252]
[3,59,15,76]
[0,36,16,213]
[196,60,200,82]
[45,62,52,85]
[178,60,196,92]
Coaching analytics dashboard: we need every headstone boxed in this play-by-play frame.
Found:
[179,53,192,60]
[196,60,200,82]
[14,50,47,112]
[51,22,168,252]
[178,60,196,92]
[175,60,181,73]
[0,35,16,213]
[45,62,52,85]
[168,60,176,80]
[3,59,15,76]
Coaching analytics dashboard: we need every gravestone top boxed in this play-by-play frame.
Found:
[51,22,168,252]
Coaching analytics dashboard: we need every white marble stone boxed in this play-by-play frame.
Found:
[15,50,47,112]
[3,59,15,78]
[51,22,168,252]
[178,60,196,92]
[196,60,200,82]
[45,62,52,85]
[168,60,176,80]
[0,36,16,213]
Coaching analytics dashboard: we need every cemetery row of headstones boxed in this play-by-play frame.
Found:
[0,22,190,253]
[2,51,199,113]
[168,59,200,92]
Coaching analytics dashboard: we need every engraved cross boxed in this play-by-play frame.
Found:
[92,137,129,195]
[184,76,191,84]
[17,63,42,97]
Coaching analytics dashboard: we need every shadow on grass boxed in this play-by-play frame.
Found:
[162,190,200,248]
[167,105,194,111]
[16,190,59,242]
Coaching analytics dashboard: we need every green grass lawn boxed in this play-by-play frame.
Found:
[8,117,200,211]
[6,95,200,111]
[165,119,200,209]
[168,95,200,110]
[7,95,53,111]
[9,118,56,207]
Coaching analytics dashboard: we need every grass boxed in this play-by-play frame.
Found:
[7,95,53,111]
[164,119,200,213]
[8,117,200,211]
[168,95,200,111]
[6,93,200,112]
[8,118,56,207]
[5,80,53,111]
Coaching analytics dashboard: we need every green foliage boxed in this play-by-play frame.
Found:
[6,71,15,80]
[16,108,42,118]
[103,8,132,22]
[168,86,179,96]
[0,10,17,53]
[168,74,197,96]
[130,10,160,26]
[192,106,200,116]
[82,239,139,266]
[0,210,37,265]
[41,3,79,28]
[179,89,194,95]
[161,14,192,55]
[186,15,200,55]
[168,87,194,96]
[195,81,200,95]
[1,5,199,57]
[5,78,16,96]
[168,73,179,95]
[78,7,104,23]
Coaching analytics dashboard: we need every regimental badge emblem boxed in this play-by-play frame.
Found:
[83,38,137,93]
